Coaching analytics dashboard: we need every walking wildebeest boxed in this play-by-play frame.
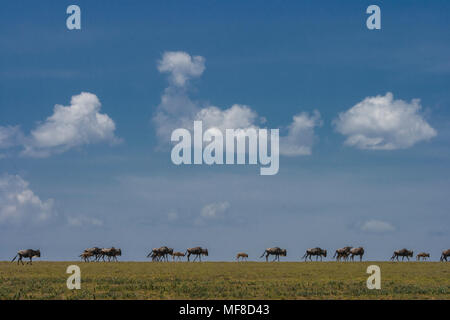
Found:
[186,247,208,262]
[147,248,162,261]
[260,247,287,262]
[90,247,102,261]
[171,251,185,261]
[390,248,413,261]
[100,247,121,262]
[333,246,352,261]
[302,247,327,261]
[11,249,41,265]
[147,246,173,262]
[81,247,102,262]
[416,252,430,261]
[80,251,93,262]
[440,249,450,262]
[349,247,365,261]
[236,252,249,261]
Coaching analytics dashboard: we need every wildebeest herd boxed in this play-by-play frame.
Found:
[146,246,209,262]
[10,246,450,264]
[79,247,122,262]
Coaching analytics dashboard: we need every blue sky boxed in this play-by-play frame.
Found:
[0,0,449,261]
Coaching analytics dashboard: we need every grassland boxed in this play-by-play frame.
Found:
[0,261,449,299]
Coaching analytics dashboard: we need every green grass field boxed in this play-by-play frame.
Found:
[0,261,449,299]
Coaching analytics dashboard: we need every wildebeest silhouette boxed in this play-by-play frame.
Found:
[100,247,122,262]
[349,247,365,261]
[185,247,208,262]
[11,249,41,265]
[302,247,327,261]
[333,246,352,261]
[260,247,286,262]
[391,248,413,261]
[440,249,450,262]
[147,246,173,262]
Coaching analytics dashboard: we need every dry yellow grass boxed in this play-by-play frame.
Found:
[0,261,449,299]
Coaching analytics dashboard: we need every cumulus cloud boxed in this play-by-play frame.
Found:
[0,93,120,157]
[196,105,260,131]
[361,219,395,233]
[153,51,319,156]
[0,125,23,149]
[22,92,120,157]
[334,92,436,150]
[0,174,54,224]
[280,111,322,156]
[67,215,103,227]
[157,51,205,87]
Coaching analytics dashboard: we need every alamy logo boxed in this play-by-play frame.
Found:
[171,121,279,175]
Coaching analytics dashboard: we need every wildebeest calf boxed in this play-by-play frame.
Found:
[236,252,249,261]
[416,252,430,261]
[171,251,185,261]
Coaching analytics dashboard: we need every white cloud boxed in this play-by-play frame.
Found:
[196,104,260,131]
[200,201,230,219]
[153,51,319,156]
[334,92,436,150]
[361,219,395,233]
[22,92,120,157]
[157,51,205,87]
[280,110,322,156]
[195,201,230,226]
[67,215,103,227]
[0,174,54,224]
[0,125,23,149]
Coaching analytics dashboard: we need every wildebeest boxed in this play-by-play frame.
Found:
[11,249,41,265]
[171,251,185,261]
[391,248,413,261]
[440,249,450,262]
[147,248,162,261]
[333,246,352,261]
[260,247,287,262]
[302,247,327,261]
[416,252,430,261]
[349,247,365,262]
[147,246,174,262]
[80,251,93,262]
[100,247,122,262]
[81,247,102,262]
[236,252,249,261]
[185,247,208,262]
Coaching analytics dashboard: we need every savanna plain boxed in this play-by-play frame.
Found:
[0,261,449,300]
